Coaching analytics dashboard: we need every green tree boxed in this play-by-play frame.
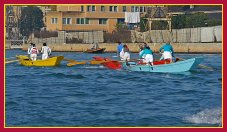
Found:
[19,6,44,37]
[139,17,148,32]
[206,19,222,26]
[172,14,186,29]
[172,12,210,29]
[151,20,168,30]
[115,23,128,32]
[185,12,208,28]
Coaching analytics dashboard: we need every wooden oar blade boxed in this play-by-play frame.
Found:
[67,63,76,67]
[89,60,111,65]
[63,58,77,63]
[67,61,87,67]
[198,64,214,71]
[5,60,19,64]
[177,57,214,71]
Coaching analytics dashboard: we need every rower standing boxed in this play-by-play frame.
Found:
[41,43,51,60]
[28,44,39,61]
[159,41,175,62]
[27,43,33,56]
[122,44,130,61]
[117,42,123,57]
[139,46,153,65]
[91,42,99,50]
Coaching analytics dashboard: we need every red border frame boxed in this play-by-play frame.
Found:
[1,0,225,132]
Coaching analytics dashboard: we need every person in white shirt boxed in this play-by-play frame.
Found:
[41,43,51,60]
[122,44,130,61]
[28,44,39,61]
[27,43,33,55]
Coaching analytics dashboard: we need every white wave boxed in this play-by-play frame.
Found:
[83,65,105,69]
[185,108,222,125]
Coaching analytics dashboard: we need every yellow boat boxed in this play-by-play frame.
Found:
[17,55,64,66]
[16,55,29,60]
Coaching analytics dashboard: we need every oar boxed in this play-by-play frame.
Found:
[66,60,87,67]
[6,56,16,60]
[5,60,19,64]
[63,58,77,63]
[198,64,214,71]
[64,57,105,66]
[177,57,214,71]
[111,56,118,58]
[63,58,84,65]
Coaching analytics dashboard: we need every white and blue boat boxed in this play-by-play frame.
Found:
[122,57,204,73]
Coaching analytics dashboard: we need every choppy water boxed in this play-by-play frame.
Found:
[5,49,222,127]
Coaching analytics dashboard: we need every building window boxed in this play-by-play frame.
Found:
[87,6,91,12]
[140,6,146,12]
[81,6,84,12]
[117,18,125,24]
[131,6,134,12]
[114,6,118,12]
[51,18,58,24]
[131,6,139,12]
[101,6,105,12]
[92,6,96,12]
[109,6,113,12]
[62,18,71,25]
[99,19,107,24]
[88,5,95,12]
[109,6,117,12]
[135,6,139,12]
[76,18,89,24]
[122,6,127,12]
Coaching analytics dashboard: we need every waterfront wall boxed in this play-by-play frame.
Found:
[132,26,222,43]
[27,26,222,44]
[21,43,222,53]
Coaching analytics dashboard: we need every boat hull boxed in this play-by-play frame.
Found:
[122,57,204,73]
[85,48,106,53]
[16,55,29,60]
[102,61,122,70]
[18,56,64,66]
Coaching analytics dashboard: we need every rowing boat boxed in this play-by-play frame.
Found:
[102,61,122,70]
[16,55,29,60]
[88,56,111,64]
[85,48,106,53]
[121,57,204,73]
[17,55,64,66]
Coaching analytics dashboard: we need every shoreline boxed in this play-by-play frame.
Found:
[6,43,222,54]
[6,49,221,54]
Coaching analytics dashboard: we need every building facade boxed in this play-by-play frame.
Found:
[45,5,148,33]
[5,6,22,39]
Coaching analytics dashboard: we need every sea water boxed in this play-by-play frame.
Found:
[5,49,222,127]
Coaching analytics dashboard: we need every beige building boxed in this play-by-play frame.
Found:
[45,5,148,33]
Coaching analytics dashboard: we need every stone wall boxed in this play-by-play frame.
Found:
[27,26,222,44]
[132,25,222,43]
[22,43,222,53]
[29,31,104,44]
